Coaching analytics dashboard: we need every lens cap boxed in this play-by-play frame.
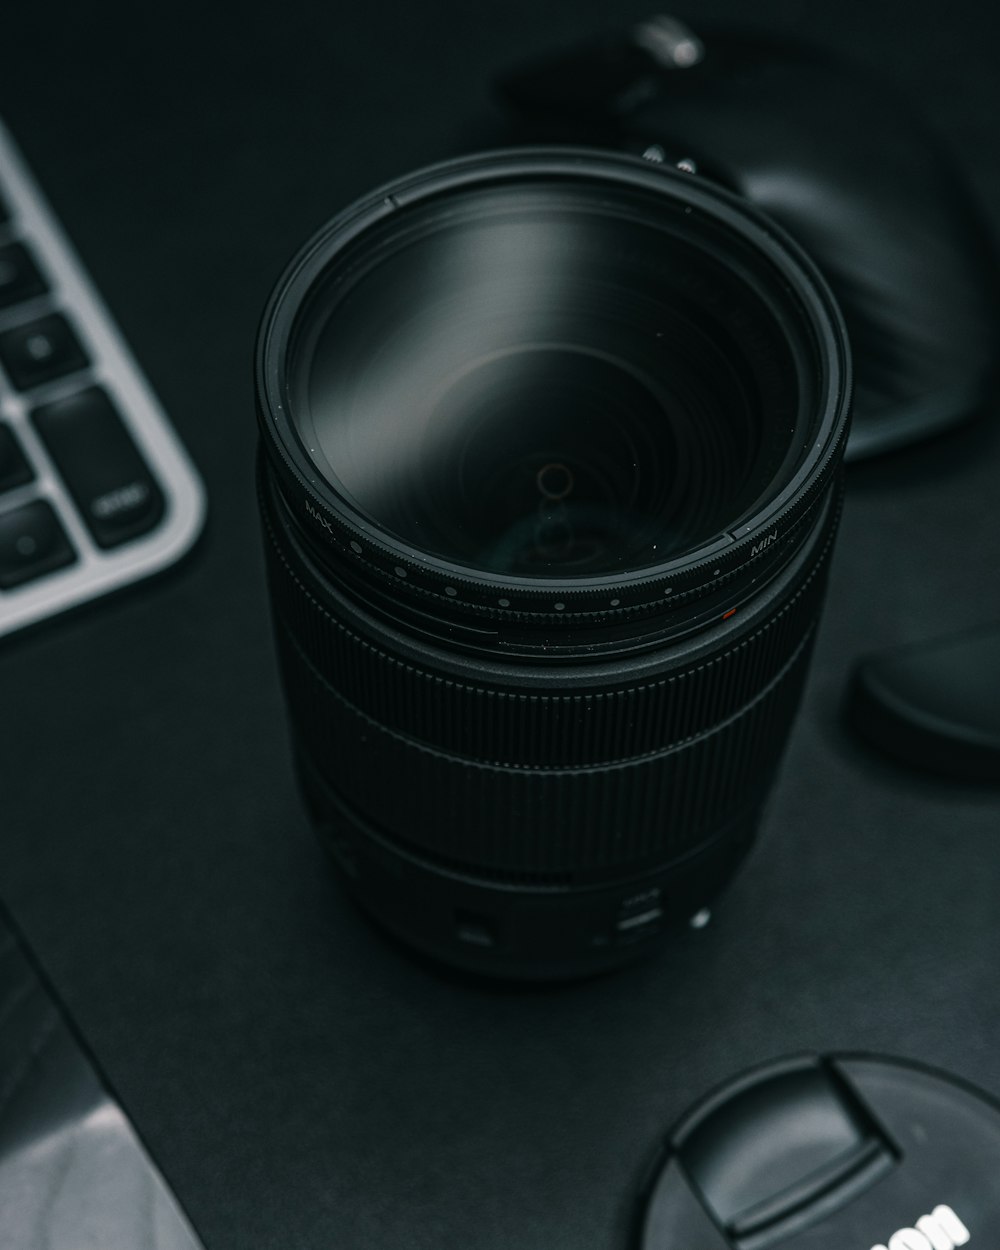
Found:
[640,1053,1000,1249]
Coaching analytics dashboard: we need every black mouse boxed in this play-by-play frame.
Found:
[848,622,1000,783]
[497,17,1000,461]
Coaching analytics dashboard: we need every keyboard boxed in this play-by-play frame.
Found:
[0,119,204,639]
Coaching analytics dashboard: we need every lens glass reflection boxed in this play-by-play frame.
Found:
[289,183,808,576]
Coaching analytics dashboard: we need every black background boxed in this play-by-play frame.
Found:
[2,3,1000,1247]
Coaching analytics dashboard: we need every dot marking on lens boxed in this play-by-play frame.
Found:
[394,566,407,578]
[690,908,712,929]
[610,598,621,607]
[445,586,457,597]
[554,602,566,611]
[498,597,510,608]
[350,541,362,554]
[537,462,574,501]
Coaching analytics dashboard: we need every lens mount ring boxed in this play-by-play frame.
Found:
[256,148,850,627]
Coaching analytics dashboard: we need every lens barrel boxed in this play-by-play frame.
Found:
[256,150,850,978]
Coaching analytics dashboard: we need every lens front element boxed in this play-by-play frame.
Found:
[288,180,816,581]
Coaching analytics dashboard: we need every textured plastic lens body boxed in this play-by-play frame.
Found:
[256,152,851,978]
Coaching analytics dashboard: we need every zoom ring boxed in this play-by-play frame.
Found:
[278,618,815,879]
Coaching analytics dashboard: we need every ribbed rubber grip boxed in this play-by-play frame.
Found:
[263,482,835,881]
[279,621,814,877]
[265,497,831,769]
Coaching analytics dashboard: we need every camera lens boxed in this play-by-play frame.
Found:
[257,150,850,978]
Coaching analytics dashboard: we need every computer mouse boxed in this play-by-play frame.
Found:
[848,621,1000,783]
[497,18,1000,461]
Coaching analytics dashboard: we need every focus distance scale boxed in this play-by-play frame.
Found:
[255,148,851,978]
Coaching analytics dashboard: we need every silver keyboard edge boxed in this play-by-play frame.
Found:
[0,117,206,638]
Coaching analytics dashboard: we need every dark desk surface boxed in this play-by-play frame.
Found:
[3,3,1000,1247]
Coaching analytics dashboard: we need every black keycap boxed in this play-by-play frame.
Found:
[0,498,75,589]
[0,242,48,309]
[0,313,88,391]
[32,387,165,548]
[0,423,34,493]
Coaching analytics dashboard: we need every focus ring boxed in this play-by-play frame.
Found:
[263,476,836,768]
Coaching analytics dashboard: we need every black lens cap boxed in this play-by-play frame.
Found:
[640,1053,1000,1249]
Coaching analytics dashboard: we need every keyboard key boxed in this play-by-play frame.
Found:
[0,498,75,589]
[0,423,34,493]
[32,387,164,548]
[0,242,48,309]
[0,313,88,391]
